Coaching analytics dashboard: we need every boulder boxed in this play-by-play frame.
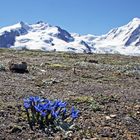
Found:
[9,62,28,73]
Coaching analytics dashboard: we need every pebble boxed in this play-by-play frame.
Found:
[73,137,79,140]
[134,105,140,110]
[110,114,117,118]
[136,111,140,114]
[105,114,116,120]
[105,116,111,120]
[90,138,98,140]
[54,135,61,140]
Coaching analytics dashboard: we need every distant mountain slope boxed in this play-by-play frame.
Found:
[0,18,140,55]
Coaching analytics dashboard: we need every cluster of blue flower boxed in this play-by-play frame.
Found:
[23,96,79,131]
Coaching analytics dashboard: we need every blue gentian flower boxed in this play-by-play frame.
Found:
[23,96,80,130]
[35,104,42,112]
[34,96,44,102]
[23,98,31,109]
[59,101,67,108]
[23,98,31,103]
[45,102,54,111]
[51,110,59,118]
[71,107,79,119]
[40,111,47,117]
[29,96,34,102]
[62,108,66,114]
[29,96,44,104]
[52,100,67,110]
[44,99,49,103]
[54,100,62,107]
[24,102,30,109]
[42,103,49,110]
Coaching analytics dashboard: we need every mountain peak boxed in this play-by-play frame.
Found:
[36,21,45,24]
[19,21,30,30]
[35,20,50,26]
[30,21,51,29]
[130,17,140,25]
[19,21,26,25]
[132,17,140,21]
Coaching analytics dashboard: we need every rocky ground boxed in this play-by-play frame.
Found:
[0,49,140,140]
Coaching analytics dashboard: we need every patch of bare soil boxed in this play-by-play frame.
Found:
[0,49,140,139]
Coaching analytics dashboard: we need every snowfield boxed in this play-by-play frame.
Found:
[0,18,140,55]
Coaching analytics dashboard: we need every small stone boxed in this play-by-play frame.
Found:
[54,135,61,140]
[124,116,133,121]
[73,137,79,140]
[136,111,140,114]
[29,130,35,134]
[91,138,98,140]
[134,105,140,110]
[40,69,46,72]
[88,59,98,64]
[105,116,111,120]
[110,114,116,118]
[124,116,135,125]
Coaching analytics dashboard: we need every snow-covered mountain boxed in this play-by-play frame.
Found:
[0,18,140,55]
[73,18,140,55]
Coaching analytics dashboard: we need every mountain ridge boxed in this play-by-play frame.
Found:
[0,18,140,55]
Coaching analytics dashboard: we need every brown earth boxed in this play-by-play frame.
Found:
[0,49,140,140]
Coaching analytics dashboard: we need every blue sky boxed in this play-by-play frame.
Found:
[0,0,140,35]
